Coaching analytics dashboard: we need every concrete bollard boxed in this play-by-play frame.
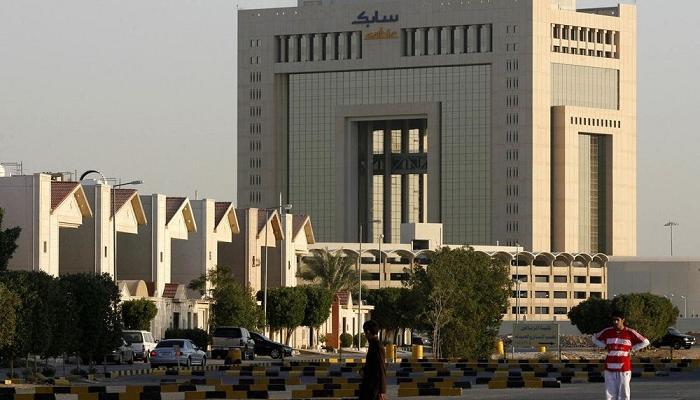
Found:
[385,344,396,362]
[411,345,423,360]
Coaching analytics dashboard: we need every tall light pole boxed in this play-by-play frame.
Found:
[278,201,293,287]
[112,180,143,281]
[79,170,107,275]
[262,205,291,336]
[378,233,384,288]
[514,243,521,324]
[680,295,687,318]
[664,221,678,256]
[357,219,381,349]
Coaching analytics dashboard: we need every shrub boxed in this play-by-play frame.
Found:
[41,366,55,377]
[121,299,158,330]
[340,333,353,348]
[164,328,209,350]
[353,333,367,347]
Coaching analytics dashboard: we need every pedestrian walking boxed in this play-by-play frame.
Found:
[593,310,650,400]
[359,320,387,400]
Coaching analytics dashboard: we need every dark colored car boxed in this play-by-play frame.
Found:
[249,332,292,359]
[210,326,256,360]
[653,328,696,350]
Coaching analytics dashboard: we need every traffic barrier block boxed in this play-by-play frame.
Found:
[397,387,461,397]
[487,380,507,389]
[159,393,184,400]
[183,392,205,400]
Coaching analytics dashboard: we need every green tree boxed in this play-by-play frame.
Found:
[60,273,122,363]
[0,271,68,360]
[0,282,19,350]
[366,287,415,343]
[297,250,360,294]
[0,208,21,271]
[301,286,333,348]
[567,297,614,334]
[569,293,678,341]
[199,265,262,331]
[404,247,511,359]
[122,299,158,330]
[264,287,307,344]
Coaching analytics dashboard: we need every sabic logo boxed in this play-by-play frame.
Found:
[365,27,399,41]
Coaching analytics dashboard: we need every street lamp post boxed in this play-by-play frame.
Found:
[378,233,384,289]
[680,295,687,318]
[79,170,107,275]
[357,219,381,350]
[512,243,521,359]
[112,180,143,281]
[261,205,291,337]
[664,221,678,256]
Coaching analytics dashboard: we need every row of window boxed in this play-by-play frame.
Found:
[506,185,520,197]
[275,31,362,63]
[506,95,519,107]
[506,131,519,143]
[506,203,519,215]
[249,72,262,83]
[249,175,262,186]
[571,116,621,129]
[552,23,618,46]
[400,24,492,57]
[249,88,262,100]
[249,106,261,117]
[506,167,520,179]
[506,148,519,161]
[512,306,569,315]
[553,46,616,59]
[512,274,603,284]
[511,290,603,299]
[249,191,262,203]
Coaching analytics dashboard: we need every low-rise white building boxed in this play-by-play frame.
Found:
[0,173,92,275]
[117,195,197,296]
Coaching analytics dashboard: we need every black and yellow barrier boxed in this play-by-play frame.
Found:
[397,387,462,397]
[291,389,358,398]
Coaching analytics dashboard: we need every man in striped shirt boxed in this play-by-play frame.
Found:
[593,311,650,400]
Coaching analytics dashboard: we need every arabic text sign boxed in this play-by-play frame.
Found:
[513,323,559,348]
[352,10,399,26]
[365,28,398,40]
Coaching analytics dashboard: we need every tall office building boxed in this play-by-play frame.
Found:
[237,0,636,255]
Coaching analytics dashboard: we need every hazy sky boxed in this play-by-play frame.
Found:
[1,1,698,256]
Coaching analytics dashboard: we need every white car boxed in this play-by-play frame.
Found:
[149,339,207,368]
[123,330,157,362]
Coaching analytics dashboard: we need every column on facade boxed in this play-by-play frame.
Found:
[400,120,410,225]
[440,26,452,54]
[610,30,617,57]
[351,31,361,59]
[325,33,335,60]
[289,35,298,62]
[454,26,465,54]
[467,25,478,53]
[415,28,425,56]
[405,28,415,56]
[427,27,437,55]
[280,35,288,62]
[480,24,492,52]
[418,120,428,223]
[300,34,310,61]
[313,33,322,61]
[338,32,347,60]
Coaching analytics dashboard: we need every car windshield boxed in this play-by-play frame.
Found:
[251,332,268,341]
[156,340,185,348]
[213,328,242,338]
[123,332,143,343]
[669,328,681,335]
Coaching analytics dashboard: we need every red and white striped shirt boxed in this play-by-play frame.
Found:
[594,327,648,372]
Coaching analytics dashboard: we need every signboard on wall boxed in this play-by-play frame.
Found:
[513,323,559,348]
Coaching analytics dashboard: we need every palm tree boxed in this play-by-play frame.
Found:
[297,249,368,295]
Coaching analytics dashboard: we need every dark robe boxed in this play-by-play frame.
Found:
[359,337,387,400]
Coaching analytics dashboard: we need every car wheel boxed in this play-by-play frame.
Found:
[186,357,192,368]
[674,342,682,350]
[128,353,134,365]
[684,344,692,350]
[270,349,280,359]
[117,353,123,365]
[201,357,207,366]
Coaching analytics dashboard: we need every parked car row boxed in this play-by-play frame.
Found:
[101,327,293,365]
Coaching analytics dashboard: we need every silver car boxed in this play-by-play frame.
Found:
[149,339,207,368]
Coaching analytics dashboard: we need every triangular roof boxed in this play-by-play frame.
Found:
[215,202,240,234]
[50,181,92,217]
[256,209,284,240]
[111,188,147,225]
[336,291,351,307]
[292,214,315,244]
[166,197,196,232]
[162,283,187,300]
